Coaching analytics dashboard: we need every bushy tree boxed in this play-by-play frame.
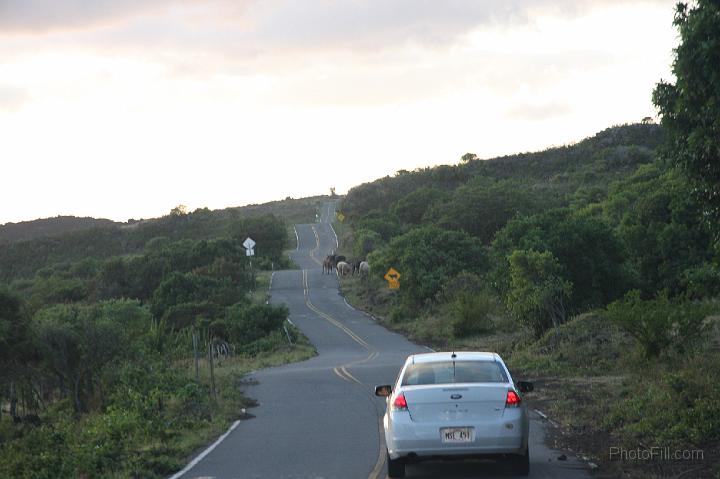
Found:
[32,303,149,412]
[223,302,288,347]
[601,163,714,295]
[491,208,627,311]
[229,215,288,261]
[506,250,572,338]
[653,1,720,237]
[353,210,402,242]
[369,225,486,306]
[391,187,447,226]
[447,273,498,338]
[151,272,240,318]
[436,178,553,244]
[681,263,720,300]
[353,228,383,258]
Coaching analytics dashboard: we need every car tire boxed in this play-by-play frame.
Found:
[387,451,405,478]
[510,446,530,476]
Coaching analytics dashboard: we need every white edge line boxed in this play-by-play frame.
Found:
[534,408,548,420]
[167,419,242,479]
[327,205,339,248]
[343,297,357,311]
[268,271,275,292]
[533,409,559,427]
[287,317,295,326]
[331,223,339,249]
[342,296,378,322]
[294,226,299,251]
[425,346,436,352]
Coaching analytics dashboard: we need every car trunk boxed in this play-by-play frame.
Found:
[403,384,509,423]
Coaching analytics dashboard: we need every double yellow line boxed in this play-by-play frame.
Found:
[301,268,387,479]
[303,269,370,350]
[332,351,380,385]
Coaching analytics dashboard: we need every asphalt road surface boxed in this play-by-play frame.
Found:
[172,201,590,479]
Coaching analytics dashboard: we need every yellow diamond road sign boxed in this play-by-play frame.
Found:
[384,268,401,289]
[337,212,345,222]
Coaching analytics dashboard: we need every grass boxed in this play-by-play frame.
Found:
[249,270,272,303]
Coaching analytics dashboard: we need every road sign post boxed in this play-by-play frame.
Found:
[244,237,256,288]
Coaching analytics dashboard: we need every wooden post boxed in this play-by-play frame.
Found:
[208,341,217,402]
[193,330,200,383]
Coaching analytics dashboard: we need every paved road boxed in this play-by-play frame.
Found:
[173,201,589,479]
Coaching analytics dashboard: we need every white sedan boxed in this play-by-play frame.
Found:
[375,351,533,477]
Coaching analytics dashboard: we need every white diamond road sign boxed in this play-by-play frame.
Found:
[243,237,256,257]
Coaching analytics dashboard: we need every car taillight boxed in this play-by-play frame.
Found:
[506,390,521,408]
[392,393,408,411]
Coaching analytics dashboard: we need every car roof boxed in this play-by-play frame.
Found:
[406,351,501,364]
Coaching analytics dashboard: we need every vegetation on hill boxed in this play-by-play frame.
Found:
[0,198,321,478]
[0,196,325,283]
[0,216,118,244]
[338,121,720,475]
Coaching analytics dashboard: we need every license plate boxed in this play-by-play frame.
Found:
[440,427,473,443]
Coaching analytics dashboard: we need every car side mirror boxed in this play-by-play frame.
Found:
[517,381,534,393]
[375,385,392,397]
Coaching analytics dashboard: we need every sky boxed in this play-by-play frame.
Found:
[0,0,678,224]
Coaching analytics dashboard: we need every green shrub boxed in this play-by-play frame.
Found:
[450,292,496,338]
[681,263,720,300]
[389,303,415,324]
[506,249,572,338]
[353,228,383,258]
[224,302,288,345]
[606,290,713,358]
[602,355,720,447]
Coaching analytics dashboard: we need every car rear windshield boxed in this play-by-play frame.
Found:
[401,361,508,386]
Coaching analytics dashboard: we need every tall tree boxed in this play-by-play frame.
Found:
[653,1,720,238]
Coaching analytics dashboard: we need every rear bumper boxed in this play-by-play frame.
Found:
[384,410,528,460]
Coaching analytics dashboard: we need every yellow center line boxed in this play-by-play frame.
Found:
[302,268,386,479]
[303,269,371,350]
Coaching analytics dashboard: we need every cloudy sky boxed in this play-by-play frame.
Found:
[0,0,677,224]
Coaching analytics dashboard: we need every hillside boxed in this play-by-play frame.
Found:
[337,122,720,477]
[0,216,119,244]
[0,196,326,282]
[341,123,663,221]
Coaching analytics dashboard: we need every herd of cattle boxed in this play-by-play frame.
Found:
[322,253,370,278]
